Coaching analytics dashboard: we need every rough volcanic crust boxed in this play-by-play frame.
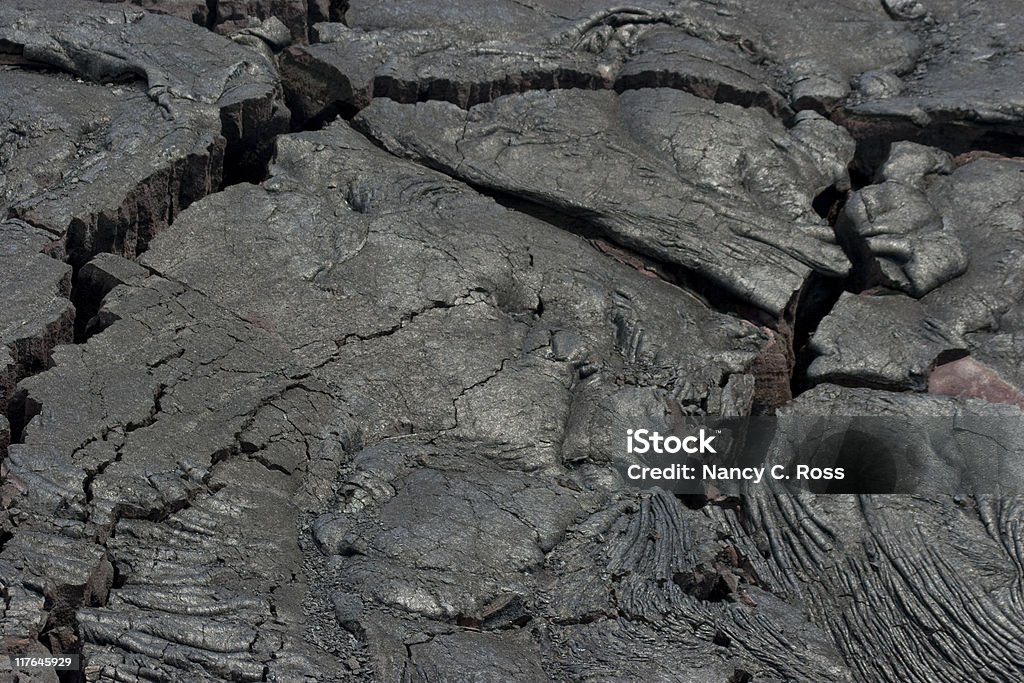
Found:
[1,2,1024,683]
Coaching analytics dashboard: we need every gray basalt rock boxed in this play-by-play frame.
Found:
[341,0,922,112]
[810,148,1024,393]
[837,142,965,296]
[355,90,853,316]
[774,384,1024,494]
[731,386,1024,678]
[2,119,772,678]
[0,0,290,419]
[920,156,1024,336]
[0,70,225,265]
[282,13,789,124]
[0,0,289,181]
[2,2,1024,682]
[807,292,966,390]
[93,0,343,43]
[0,221,73,417]
[844,0,1024,160]
[95,0,212,27]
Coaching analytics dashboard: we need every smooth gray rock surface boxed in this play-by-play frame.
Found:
[807,292,966,390]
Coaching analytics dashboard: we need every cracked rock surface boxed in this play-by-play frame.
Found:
[355,91,852,316]
[2,2,1024,682]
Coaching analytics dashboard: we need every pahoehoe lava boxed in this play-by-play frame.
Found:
[2,1,1023,682]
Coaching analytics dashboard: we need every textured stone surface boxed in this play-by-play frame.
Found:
[843,0,1024,161]
[2,2,1024,682]
[810,147,1024,394]
[355,90,852,316]
[807,293,966,390]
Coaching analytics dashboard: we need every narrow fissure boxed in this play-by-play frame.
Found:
[205,0,218,30]
[788,272,847,397]
[784,181,856,397]
[69,265,100,344]
[482,184,778,328]
[835,113,1024,177]
[284,73,786,133]
[5,387,40,447]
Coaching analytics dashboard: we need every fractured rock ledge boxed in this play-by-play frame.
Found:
[355,89,853,316]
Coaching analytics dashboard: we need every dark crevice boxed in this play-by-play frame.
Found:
[56,660,83,683]
[205,0,219,30]
[847,152,874,191]
[377,71,607,110]
[6,387,41,446]
[308,1,349,34]
[289,97,358,132]
[789,273,847,396]
[329,1,350,24]
[335,299,461,346]
[218,105,285,187]
[110,561,127,590]
[69,264,100,344]
[672,568,734,603]
[614,72,788,117]
[799,372,919,394]
[835,112,1024,178]
[788,185,853,397]
[284,71,785,132]
[812,185,847,222]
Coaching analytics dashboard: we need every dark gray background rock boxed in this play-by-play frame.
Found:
[1,2,1023,682]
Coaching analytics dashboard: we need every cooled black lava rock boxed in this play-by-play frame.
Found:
[355,89,852,316]
[810,146,1024,394]
[843,0,1024,161]
[2,2,1023,682]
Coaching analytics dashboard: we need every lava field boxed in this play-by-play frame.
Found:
[1,1,1023,681]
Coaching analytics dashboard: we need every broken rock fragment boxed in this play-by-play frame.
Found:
[837,142,966,296]
[807,293,966,390]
